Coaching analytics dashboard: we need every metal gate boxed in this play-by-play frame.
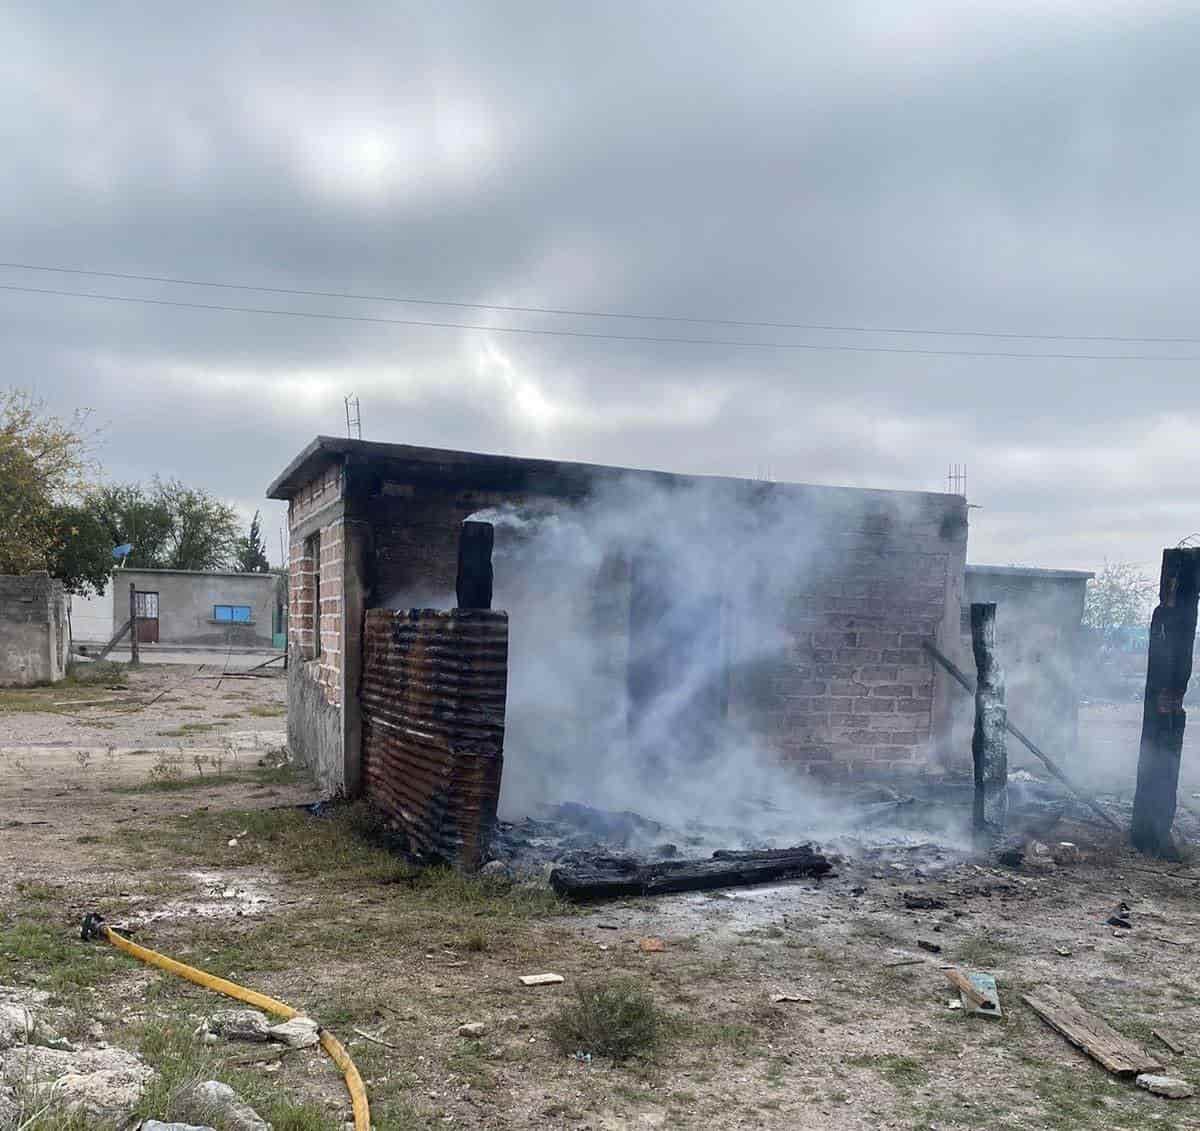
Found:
[134,591,159,643]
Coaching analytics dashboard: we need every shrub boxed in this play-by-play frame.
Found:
[548,978,662,1060]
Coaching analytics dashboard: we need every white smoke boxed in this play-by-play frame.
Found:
[471,475,943,839]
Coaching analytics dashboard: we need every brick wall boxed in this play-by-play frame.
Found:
[287,518,346,706]
[765,536,954,777]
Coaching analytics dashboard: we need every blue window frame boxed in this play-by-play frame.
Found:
[214,604,252,623]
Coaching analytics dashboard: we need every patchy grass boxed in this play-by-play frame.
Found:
[0,662,131,714]
[0,917,125,997]
[247,703,286,717]
[157,722,220,738]
[548,978,665,1060]
[848,1052,930,1091]
[953,931,1018,967]
[115,763,301,794]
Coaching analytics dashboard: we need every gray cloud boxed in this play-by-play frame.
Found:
[3,1,1199,573]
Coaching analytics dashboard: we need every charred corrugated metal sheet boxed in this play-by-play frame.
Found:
[361,608,508,869]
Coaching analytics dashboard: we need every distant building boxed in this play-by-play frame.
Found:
[77,569,282,649]
[957,564,1094,762]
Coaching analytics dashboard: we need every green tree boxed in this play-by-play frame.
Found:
[233,510,271,573]
[89,478,240,571]
[154,477,240,571]
[43,504,113,596]
[1084,560,1156,638]
[91,483,174,569]
[0,389,100,583]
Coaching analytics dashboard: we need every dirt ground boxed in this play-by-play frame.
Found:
[3,668,1200,1130]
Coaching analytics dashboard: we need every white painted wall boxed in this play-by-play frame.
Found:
[70,580,113,643]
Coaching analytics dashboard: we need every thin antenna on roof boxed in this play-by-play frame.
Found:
[344,394,362,440]
[947,463,967,497]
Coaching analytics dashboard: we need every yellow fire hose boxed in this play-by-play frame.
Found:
[81,914,369,1129]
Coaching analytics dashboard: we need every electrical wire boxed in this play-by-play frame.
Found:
[1,282,1198,362]
[2,259,1197,344]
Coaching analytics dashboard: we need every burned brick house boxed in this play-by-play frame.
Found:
[268,437,974,864]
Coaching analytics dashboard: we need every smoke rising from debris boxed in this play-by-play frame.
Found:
[469,478,964,844]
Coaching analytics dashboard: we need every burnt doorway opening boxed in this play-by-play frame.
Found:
[626,547,730,784]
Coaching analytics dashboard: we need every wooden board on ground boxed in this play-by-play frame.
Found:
[1153,1028,1187,1055]
[1023,986,1162,1077]
[960,971,1002,1017]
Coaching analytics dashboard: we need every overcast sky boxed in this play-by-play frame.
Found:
[4,2,1198,575]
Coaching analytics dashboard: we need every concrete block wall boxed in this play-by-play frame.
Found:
[0,573,69,686]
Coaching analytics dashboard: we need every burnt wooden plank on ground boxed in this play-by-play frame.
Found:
[550,845,831,900]
[1132,548,1200,857]
[1023,986,1163,1077]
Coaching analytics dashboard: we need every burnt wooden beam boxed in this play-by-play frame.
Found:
[456,521,494,610]
[922,640,1120,831]
[1131,548,1200,858]
[549,844,831,900]
[971,602,1007,834]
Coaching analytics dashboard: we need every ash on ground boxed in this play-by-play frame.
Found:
[488,771,1152,883]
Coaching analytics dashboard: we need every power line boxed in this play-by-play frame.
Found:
[2,281,1198,361]
[0,259,1197,345]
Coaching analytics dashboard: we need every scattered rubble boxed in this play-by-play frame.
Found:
[520,974,564,986]
[901,892,947,910]
[191,1079,270,1130]
[1136,1074,1196,1099]
[1106,902,1134,930]
[268,1016,320,1048]
[207,1007,273,1042]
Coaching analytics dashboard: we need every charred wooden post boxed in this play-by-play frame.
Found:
[1131,548,1200,857]
[456,521,494,610]
[971,602,1007,834]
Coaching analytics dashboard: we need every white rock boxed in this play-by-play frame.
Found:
[268,1016,320,1048]
[0,1003,35,1049]
[458,1022,487,1038]
[0,1087,17,1126]
[208,1008,273,1042]
[37,1064,155,1122]
[1,1043,147,1086]
[191,1079,271,1131]
[141,1122,217,1131]
[1136,1074,1195,1099]
[479,861,512,880]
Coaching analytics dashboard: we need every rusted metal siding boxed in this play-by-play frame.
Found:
[361,608,508,868]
